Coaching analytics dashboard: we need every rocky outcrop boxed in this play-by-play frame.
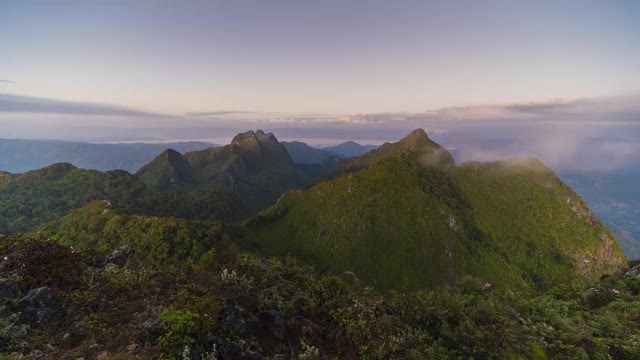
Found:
[19,287,53,323]
[0,278,22,303]
[95,245,133,268]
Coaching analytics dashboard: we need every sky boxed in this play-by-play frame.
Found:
[2,0,639,114]
[1,0,640,172]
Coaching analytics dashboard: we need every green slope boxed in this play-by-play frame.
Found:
[0,162,248,234]
[34,201,235,267]
[244,130,626,292]
[135,148,195,191]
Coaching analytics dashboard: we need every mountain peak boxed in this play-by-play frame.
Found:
[337,129,453,173]
[135,148,193,191]
[231,130,260,147]
[407,128,429,139]
[397,128,430,148]
[231,130,281,148]
[162,148,183,160]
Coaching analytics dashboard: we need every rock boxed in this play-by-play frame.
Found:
[289,316,325,343]
[94,255,108,268]
[21,287,52,304]
[258,310,286,341]
[0,278,22,302]
[105,245,133,267]
[19,287,54,323]
[126,343,139,352]
[220,301,250,337]
[27,350,46,359]
[209,335,233,359]
[238,340,265,360]
[626,264,640,278]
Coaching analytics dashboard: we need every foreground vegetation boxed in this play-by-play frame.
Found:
[1,235,640,359]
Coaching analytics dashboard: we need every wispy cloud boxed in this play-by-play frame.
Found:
[0,80,15,84]
[335,95,640,125]
[0,93,164,117]
[186,110,256,116]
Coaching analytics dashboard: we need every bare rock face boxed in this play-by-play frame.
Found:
[20,287,54,323]
[0,278,22,302]
[95,245,133,268]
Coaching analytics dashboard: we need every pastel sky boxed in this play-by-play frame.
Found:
[2,0,639,115]
[1,0,640,177]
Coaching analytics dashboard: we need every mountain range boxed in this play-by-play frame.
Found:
[0,129,627,291]
[0,138,215,173]
[0,128,634,359]
[136,130,317,211]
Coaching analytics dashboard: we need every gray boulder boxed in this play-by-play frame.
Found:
[19,287,53,323]
[0,278,22,302]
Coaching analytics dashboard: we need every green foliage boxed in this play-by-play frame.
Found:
[0,306,27,351]
[33,201,239,268]
[0,163,248,235]
[158,308,200,358]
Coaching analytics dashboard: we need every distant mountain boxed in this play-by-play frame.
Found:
[282,141,342,164]
[321,140,379,158]
[136,130,316,211]
[0,162,248,234]
[245,129,626,291]
[282,141,343,177]
[0,138,215,173]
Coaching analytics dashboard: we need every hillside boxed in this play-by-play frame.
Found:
[245,129,626,292]
[135,149,196,191]
[0,162,248,234]
[0,138,214,173]
[33,201,235,267]
[137,130,315,211]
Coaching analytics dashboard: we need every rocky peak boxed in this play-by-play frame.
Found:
[397,128,430,149]
[230,130,291,165]
[231,131,261,147]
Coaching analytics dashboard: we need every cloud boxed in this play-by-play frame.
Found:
[186,110,256,116]
[336,94,640,125]
[0,80,15,84]
[610,201,630,209]
[0,93,164,117]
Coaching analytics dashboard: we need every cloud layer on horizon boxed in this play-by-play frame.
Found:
[0,93,164,118]
[1,92,639,127]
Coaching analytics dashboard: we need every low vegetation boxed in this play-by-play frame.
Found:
[1,235,640,359]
